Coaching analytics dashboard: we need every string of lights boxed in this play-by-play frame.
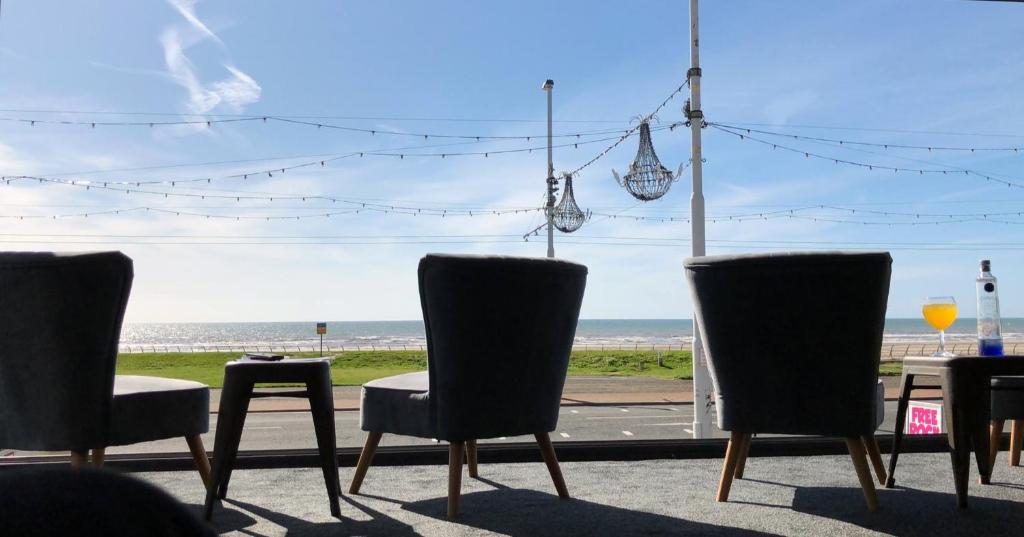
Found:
[0,114,634,141]
[3,129,674,190]
[711,123,1024,153]
[1,175,546,216]
[0,232,1021,251]
[0,108,627,124]
[710,124,1024,189]
[568,80,689,177]
[0,203,545,221]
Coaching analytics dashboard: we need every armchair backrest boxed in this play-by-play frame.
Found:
[0,252,133,451]
[684,251,891,436]
[418,254,587,441]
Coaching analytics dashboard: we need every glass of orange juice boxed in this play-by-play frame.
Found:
[922,296,957,357]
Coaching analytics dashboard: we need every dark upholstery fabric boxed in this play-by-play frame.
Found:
[110,375,210,446]
[992,376,1024,420]
[0,467,215,537]
[0,252,132,451]
[360,371,432,437]
[0,251,210,453]
[684,251,892,436]
[360,254,588,442]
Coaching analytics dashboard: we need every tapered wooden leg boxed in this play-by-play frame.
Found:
[1011,420,1023,467]
[466,439,479,478]
[91,448,106,468]
[307,375,341,518]
[862,435,886,485]
[70,451,89,468]
[717,431,744,502]
[185,435,211,488]
[448,442,464,519]
[350,432,383,494]
[734,434,752,479]
[886,373,915,488]
[845,437,879,512]
[535,433,569,498]
[990,420,1004,471]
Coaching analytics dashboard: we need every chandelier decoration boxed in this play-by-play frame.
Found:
[612,119,685,201]
[551,172,590,233]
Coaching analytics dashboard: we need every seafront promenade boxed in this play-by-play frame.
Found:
[118,340,1024,358]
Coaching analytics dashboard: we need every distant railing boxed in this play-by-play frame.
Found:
[117,341,1024,357]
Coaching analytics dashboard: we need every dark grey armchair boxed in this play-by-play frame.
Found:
[348,254,588,518]
[0,252,210,485]
[685,251,892,511]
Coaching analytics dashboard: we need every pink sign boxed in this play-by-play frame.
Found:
[906,401,943,435]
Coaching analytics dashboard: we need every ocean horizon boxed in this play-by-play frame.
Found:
[120,318,1024,350]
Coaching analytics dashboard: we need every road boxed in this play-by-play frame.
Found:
[6,399,918,458]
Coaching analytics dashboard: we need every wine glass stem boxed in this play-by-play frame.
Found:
[939,330,946,355]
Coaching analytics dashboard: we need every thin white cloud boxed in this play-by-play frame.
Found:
[160,1,260,114]
[167,0,222,44]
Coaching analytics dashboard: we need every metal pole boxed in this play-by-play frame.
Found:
[543,79,555,258]
[688,0,714,439]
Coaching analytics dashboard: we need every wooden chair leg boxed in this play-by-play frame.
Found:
[185,435,211,488]
[448,441,464,519]
[535,433,569,498]
[349,432,382,494]
[70,451,89,468]
[990,420,1005,471]
[845,437,879,512]
[717,431,744,502]
[91,448,106,468]
[734,434,752,479]
[1011,420,1023,467]
[466,439,479,478]
[862,435,887,485]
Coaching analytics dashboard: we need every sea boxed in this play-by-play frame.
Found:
[120,318,1024,351]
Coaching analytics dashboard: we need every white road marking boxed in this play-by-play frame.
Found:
[683,428,694,434]
[570,409,579,414]
[669,407,679,412]
[559,433,571,438]
[247,426,283,430]
[620,408,630,412]
[622,431,634,436]
[585,416,683,420]
[642,422,689,426]
[499,437,507,440]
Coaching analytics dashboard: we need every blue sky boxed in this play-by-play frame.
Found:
[1,0,1023,322]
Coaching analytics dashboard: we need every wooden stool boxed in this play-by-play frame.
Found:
[203,359,340,520]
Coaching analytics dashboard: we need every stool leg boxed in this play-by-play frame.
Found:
[308,375,341,518]
[205,379,253,521]
[886,373,915,488]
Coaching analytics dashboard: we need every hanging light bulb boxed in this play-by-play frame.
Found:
[612,119,684,201]
[551,172,590,233]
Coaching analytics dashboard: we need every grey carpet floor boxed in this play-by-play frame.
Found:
[142,452,1024,536]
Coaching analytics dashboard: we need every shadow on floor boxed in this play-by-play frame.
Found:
[199,497,419,537]
[789,485,1024,535]
[402,489,781,537]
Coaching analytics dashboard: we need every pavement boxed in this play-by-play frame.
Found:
[228,375,937,413]
[3,375,942,459]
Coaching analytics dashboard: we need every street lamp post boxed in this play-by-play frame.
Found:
[543,79,556,258]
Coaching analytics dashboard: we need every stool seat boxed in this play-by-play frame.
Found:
[109,375,209,446]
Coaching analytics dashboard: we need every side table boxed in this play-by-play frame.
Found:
[886,355,1024,508]
[203,359,341,520]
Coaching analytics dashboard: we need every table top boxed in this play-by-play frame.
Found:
[904,355,1024,375]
